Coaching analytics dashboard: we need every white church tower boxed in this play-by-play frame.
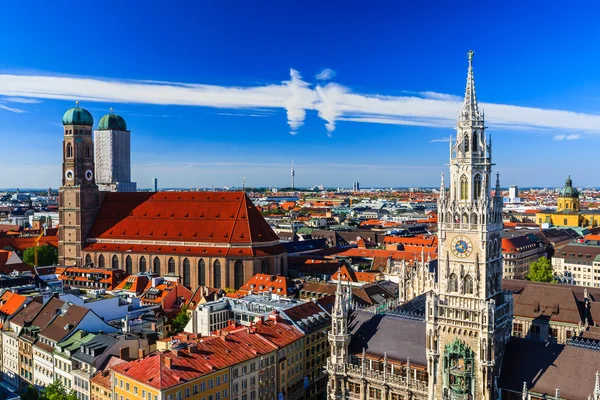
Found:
[426,51,513,400]
[327,271,351,400]
[94,109,137,192]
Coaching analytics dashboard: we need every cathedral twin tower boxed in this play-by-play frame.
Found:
[58,105,136,266]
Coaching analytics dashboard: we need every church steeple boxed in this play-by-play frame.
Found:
[430,52,513,400]
[460,50,483,124]
[327,269,351,399]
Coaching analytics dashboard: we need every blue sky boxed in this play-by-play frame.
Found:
[2,1,600,189]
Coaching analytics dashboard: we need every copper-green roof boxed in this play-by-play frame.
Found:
[98,109,127,131]
[559,176,579,199]
[62,102,93,126]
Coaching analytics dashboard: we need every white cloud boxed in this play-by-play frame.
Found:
[0,103,26,113]
[419,91,462,102]
[316,68,336,81]
[1,97,41,104]
[429,137,451,143]
[553,134,581,140]
[284,69,314,135]
[2,70,600,135]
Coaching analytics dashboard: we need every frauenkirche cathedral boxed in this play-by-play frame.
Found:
[326,52,600,400]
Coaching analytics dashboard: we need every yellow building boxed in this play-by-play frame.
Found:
[112,349,229,400]
[536,176,600,227]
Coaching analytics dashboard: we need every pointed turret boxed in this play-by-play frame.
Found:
[495,172,501,198]
[460,50,483,123]
[522,382,528,400]
[440,172,446,200]
[594,371,600,399]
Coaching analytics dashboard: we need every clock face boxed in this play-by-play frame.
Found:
[451,236,473,258]
[65,170,74,181]
[85,170,94,181]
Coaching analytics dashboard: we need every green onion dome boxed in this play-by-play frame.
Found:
[98,108,127,131]
[62,101,94,126]
[559,176,579,198]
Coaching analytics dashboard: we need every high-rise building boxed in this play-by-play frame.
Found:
[431,50,513,399]
[153,177,158,192]
[58,102,100,267]
[508,185,518,200]
[94,109,137,192]
[352,181,360,191]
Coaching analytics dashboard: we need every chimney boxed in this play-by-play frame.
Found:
[164,357,173,369]
[138,349,145,359]
[188,344,199,354]
[119,347,130,361]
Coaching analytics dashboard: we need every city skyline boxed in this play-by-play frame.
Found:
[2,2,600,188]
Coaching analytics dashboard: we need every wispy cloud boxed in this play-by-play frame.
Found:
[419,91,462,102]
[316,68,336,81]
[429,137,451,143]
[2,69,600,135]
[0,103,26,113]
[553,134,581,140]
[1,97,41,104]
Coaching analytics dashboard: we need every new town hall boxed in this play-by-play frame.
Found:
[326,53,600,400]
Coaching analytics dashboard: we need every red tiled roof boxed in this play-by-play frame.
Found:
[0,234,58,252]
[112,326,284,390]
[0,291,27,317]
[114,275,153,294]
[87,192,280,246]
[331,265,379,283]
[238,273,292,296]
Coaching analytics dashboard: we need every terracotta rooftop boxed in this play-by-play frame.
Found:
[239,273,293,296]
[87,191,280,246]
[112,326,283,390]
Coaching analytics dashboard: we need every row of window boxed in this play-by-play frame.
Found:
[88,255,262,289]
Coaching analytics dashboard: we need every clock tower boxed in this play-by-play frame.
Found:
[58,102,100,267]
[426,52,513,400]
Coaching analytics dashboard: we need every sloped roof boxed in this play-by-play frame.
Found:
[87,191,280,245]
[0,291,27,320]
[500,338,600,399]
[239,273,293,296]
[348,310,426,366]
[112,328,280,390]
[38,302,89,343]
[7,300,43,327]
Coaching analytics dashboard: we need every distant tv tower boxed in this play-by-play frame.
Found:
[242,177,246,192]
[291,160,295,190]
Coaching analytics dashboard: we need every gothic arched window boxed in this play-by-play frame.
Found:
[183,258,191,288]
[471,213,478,225]
[153,257,161,274]
[98,254,105,268]
[234,260,244,289]
[463,133,469,153]
[464,275,473,295]
[112,255,119,269]
[125,256,132,275]
[139,256,147,272]
[85,254,92,266]
[168,257,176,274]
[66,143,73,158]
[213,260,221,288]
[261,259,270,274]
[474,174,482,200]
[85,146,90,158]
[460,175,468,200]
[198,259,206,286]
[449,274,458,292]
[472,132,478,152]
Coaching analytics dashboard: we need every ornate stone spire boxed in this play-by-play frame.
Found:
[594,371,600,399]
[495,172,501,198]
[460,50,483,123]
[334,268,344,316]
[440,172,446,199]
[555,388,559,400]
[522,382,528,400]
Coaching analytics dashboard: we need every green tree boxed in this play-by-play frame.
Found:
[22,245,58,266]
[170,305,190,334]
[527,256,556,283]
[39,381,77,400]
[21,385,39,400]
